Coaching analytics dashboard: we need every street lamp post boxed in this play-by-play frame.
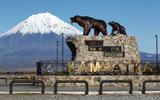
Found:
[155,35,159,68]
[56,41,59,72]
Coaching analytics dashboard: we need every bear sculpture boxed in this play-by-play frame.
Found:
[70,15,108,36]
[108,21,127,35]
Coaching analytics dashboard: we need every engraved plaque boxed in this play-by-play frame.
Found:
[85,40,103,46]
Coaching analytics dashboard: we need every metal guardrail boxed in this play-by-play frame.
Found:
[142,80,160,94]
[54,80,89,95]
[0,77,7,84]
[9,80,45,94]
[99,80,133,95]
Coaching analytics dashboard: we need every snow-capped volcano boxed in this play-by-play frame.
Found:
[1,12,82,37]
[0,12,82,71]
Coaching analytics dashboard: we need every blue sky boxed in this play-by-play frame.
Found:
[0,0,159,53]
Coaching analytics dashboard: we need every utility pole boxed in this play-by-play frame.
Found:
[56,41,59,72]
[155,35,159,68]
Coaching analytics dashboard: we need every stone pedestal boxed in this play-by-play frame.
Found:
[66,35,141,75]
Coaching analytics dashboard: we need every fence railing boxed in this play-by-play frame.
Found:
[9,80,45,94]
[2,79,160,94]
[142,80,160,94]
[37,60,69,75]
[54,80,89,95]
[99,80,133,95]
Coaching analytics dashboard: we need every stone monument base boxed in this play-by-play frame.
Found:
[66,35,141,75]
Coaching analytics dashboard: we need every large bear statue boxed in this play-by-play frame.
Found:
[108,21,127,35]
[70,15,108,36]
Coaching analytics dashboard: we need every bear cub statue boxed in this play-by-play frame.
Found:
[108,21,127,36]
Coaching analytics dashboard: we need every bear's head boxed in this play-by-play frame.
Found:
[108,21,116,26]
[70,15,81,23]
